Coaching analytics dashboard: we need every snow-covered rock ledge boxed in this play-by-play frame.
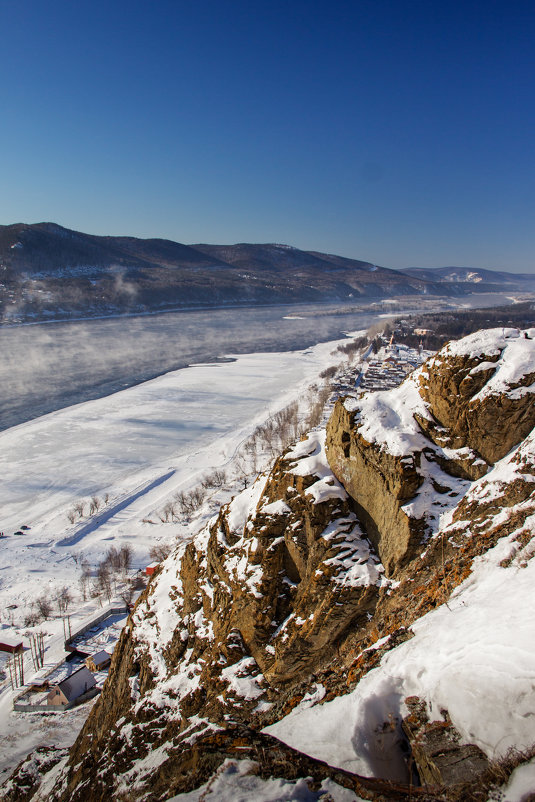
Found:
[327,327,535,575]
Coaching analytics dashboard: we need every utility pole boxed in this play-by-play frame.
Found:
[29,633,45,670]
[29,634,37,671]
[16,651,24,686]
[39,632,45,666]
[10,652,24,687]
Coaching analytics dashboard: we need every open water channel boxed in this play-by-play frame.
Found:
[0,295,515,430]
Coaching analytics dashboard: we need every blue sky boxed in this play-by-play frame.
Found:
[1,0,534,271]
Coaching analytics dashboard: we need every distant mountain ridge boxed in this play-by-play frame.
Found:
[404,265,535,285]
[0,222,531,323]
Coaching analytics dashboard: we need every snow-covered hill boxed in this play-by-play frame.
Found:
[4,328,535,801]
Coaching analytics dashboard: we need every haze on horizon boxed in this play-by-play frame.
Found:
[1,0,534,273]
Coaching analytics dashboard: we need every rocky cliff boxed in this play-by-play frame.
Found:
[10,327,535,802]
[326,327,535,574]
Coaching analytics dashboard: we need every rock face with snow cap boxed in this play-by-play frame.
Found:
[418,328,535,464]
[326,328,535,575]
[326,398,427,576]
[46,430,387,801]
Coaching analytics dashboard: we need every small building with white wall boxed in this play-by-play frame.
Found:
[85,650,111,672]
[47,666,96,707]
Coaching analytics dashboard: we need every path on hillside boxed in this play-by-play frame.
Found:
[55,471,176,547]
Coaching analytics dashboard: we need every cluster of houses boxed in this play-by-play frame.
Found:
[3,583,148,713]
[332,339,426,400]
[0,633,112,710]
[23,650,112,709]
[1,606,123,711]
[358,343,422,393]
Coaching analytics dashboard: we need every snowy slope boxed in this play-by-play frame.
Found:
[266,516,535,776]
[266,331,535,785]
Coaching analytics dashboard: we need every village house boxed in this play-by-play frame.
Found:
[85,650,111,672]
[47,666,96,707]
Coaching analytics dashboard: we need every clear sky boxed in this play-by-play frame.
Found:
[1,0,534,271]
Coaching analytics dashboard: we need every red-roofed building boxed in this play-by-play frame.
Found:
[0,637,23,654]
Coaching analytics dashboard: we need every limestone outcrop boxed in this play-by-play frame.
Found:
[326,327,535,575]
[326,399,426,575]
[418,328,535,463]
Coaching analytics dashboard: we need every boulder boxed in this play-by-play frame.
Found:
[402,697,489,787]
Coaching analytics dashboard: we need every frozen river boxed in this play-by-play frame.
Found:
[0,303,384,429]
[0,294,516,430]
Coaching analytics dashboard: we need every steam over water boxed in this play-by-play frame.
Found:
[0,304,381,430]
[0,295,514,431]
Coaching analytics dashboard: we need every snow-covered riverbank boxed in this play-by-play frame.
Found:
[0,337,350,607]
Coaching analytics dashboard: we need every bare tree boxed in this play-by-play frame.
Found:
[201,469,227,489]
[89,496,101,515]
[119,544,133,578]
[157,501,177,523]
[149,543,172,562]
[190,487,206,509]
[244,439,258,473]
[175,487,206,518]
[175,491,189,516]
[96,561,112,603]
[79,559,91,602]
[106,545,122,573]
[67,509,76,524]
[320,365,338,379]
[36,595,52,620]
[253,401,302,457]
[56,586,72,615]
[301,382,332,430]
[263,418,278,454]
[74,501,85,519]
[24,608,40,627]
